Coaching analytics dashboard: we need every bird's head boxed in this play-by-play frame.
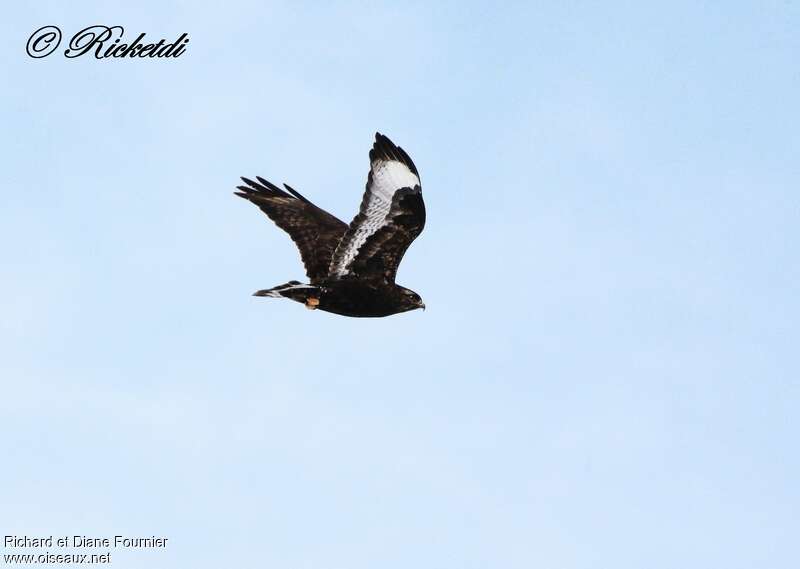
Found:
[398,286,426,312]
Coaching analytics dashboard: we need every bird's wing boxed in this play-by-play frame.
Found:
[328,133,425,283]
[235,177,348,284]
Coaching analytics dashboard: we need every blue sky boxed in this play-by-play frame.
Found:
[2,2,799,568]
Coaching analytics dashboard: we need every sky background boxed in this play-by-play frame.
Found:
[2,2,799,568]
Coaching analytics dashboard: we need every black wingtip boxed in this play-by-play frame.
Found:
[369,132,419,176]
[236,176,299,199]
[283,183,310,203]
[241,176,261,189]
[256,176,284,194]
[374,132,393,149]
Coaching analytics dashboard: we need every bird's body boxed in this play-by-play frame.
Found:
[235,133,426,318]
[254,279,423,318]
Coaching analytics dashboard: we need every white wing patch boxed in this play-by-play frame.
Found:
[329,159,420,277]
[372,161,419,200]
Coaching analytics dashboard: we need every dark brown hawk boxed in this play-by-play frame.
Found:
[235,133,426,317]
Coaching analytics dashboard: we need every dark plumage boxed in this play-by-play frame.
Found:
[235,133,426,317]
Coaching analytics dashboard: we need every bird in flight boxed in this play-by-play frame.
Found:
[235,133,426,317]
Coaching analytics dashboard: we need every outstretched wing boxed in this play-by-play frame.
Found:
[235,177,348,284]
[328,133,425,283]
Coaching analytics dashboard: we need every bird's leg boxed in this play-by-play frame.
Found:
[305,296,320,310]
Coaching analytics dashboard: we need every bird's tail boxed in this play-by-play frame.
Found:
[253,281,318,301]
